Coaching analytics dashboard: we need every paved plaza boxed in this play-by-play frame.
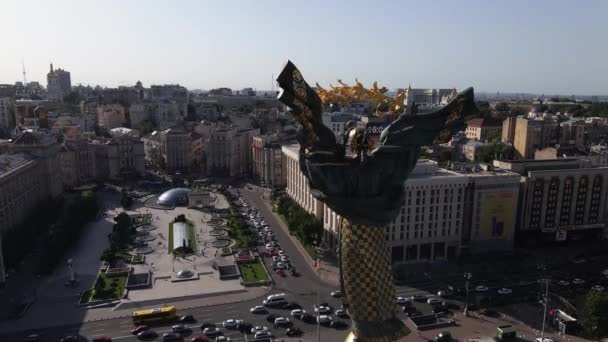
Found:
[0,189,272,333]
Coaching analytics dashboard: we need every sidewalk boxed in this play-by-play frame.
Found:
[254,191,341,288]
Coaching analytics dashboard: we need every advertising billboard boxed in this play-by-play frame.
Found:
[478,191,517,240]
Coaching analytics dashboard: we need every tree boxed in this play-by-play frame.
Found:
[494,102,510,112]
[476,143,512,163]
[584,291,608,338]
[100,248,118,266]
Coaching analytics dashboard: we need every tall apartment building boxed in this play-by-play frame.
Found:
[0,97,14,134]
[129,103,152,128]
[60,139,97,189]
[161,127,192,174]
[513,117,559,159]
[465,118,502,141]
[206,127,259,177]
[46,64,71,102]
[97,104,126,129]
[502,116,517,144]
[252,134,286,189]
[153,101,183,130]
[0,153,45,283]
[79,100,99,132]
[494,159,608,242]
[89,134,145,179]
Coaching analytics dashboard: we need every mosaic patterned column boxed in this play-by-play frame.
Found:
[340,218,409,341]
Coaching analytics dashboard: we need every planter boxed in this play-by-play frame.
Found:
[220,247,232,256]
[131,255,145,264]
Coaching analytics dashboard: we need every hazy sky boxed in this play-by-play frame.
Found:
[1,0,607,94]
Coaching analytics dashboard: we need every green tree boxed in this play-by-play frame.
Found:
[584,291,608,338]
[476,143,512,163]
[495,102,510,112]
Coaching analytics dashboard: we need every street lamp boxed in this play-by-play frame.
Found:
[538,264,549,342]
[464,272,472,316]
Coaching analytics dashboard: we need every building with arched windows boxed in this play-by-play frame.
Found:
[494,159,608,243]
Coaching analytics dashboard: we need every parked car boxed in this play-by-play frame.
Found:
[396,296,411,305]
[497,288,512,295]
[237,322,253,334]
[162,332,182,342]
[250,326,269,335]
[291,309,307,319]
[202,327,221,337]
[281,301,300,309]
[137,330,157,340]
[179,315,195,323]
[171,324,189,333]
[475,285,489,292]
[200,323,216,330]
[274,317,292,328]
[331,290,342,298]
[132,326,149,335]
[330,320,349,329]
[266,313,281,323]
[427,297,442,305]
[254,331,273,340]
[286,327,303,337]
[214,337,231,342]
[189,336,208,342]
[314,305,332,314]
[317,315,333,325]
[250,305,267,314]
[411,294,427,302]
[301,313,316,324]
[335,309,349,318]
[222,319,242,329]
[437,290,453,298]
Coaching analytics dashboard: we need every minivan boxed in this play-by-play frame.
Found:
[263,293,287,306]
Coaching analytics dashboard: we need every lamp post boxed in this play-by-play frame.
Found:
[464,272,472,316]
[538,264,549,342]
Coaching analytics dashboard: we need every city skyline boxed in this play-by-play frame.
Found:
[1,0,607,95]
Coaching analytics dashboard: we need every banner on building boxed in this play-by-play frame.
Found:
[478,191,517,240]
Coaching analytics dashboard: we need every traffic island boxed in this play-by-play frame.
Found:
[237,258,271,286]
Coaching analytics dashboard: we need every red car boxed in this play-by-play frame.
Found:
[190,336,209,342]
[131,325,148,335]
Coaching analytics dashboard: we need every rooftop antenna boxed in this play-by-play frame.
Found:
[22,59,27,84]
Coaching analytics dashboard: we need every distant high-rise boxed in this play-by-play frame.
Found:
[46,63,71,102]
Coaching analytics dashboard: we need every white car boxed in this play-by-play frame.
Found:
[280,256,289,262]
[265,244,272,250]
[274,317,291,327]
[572,278,586,285]
[215,336,231,342]
[277,262,286,269]
[278,250,286,256]
[271,241,280,247]
[264,227,272,232]
[557,280,570,286]
[254,331,273,340]
[497,288,512,295]
[317,315,332,324]
[427,297,442,305]
[314,305,331,314]
[396,296,410,305]
[331,290,342,298]
[535,338,554,342]
[223,319,242,329]
[251,326,269,335]
[291,308,307,318]
[475,285,489,292]
[272,256,280,262]
[260,220,267,225]
[203,327,221,337]
[250,305,267,314]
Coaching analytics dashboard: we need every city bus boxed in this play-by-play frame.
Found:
[132,306,177,325]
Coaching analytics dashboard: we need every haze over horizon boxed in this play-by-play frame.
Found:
[1,0,607,95]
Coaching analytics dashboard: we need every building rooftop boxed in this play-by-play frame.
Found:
[466,117,502,128]
[0,153,35,178]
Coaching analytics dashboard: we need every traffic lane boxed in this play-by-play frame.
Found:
[241,189,337,294]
